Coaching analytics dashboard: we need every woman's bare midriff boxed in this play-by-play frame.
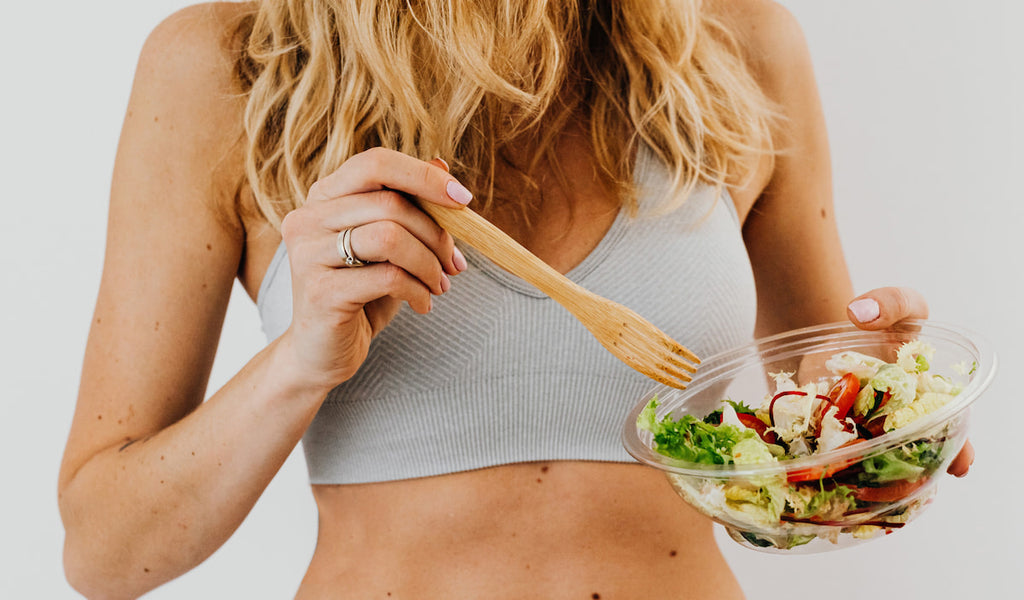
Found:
[296,462,743,599]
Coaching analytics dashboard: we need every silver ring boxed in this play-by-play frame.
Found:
[336,227,368,267]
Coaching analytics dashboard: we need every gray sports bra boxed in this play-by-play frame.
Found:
[257,147,758,484]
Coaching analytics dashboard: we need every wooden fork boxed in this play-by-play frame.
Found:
[418,202,700,389]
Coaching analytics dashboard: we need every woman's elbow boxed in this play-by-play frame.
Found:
[60,495,159,600]
[62,531,152,600]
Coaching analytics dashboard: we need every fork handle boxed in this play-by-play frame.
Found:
[417,202,585,305]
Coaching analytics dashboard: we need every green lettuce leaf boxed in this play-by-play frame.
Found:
[637,398,757,464]
[857,440,944,485]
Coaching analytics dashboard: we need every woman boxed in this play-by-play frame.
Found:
[58,1,973,598]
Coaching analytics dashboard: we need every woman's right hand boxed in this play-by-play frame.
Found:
[278,148,473,389]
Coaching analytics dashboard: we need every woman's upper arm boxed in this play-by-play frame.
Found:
[718,0,855,337]
[60,4,249,488]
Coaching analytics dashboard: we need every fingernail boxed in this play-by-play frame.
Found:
[848,298,880,323]
[452,246,468,272]
[440,273,451,293]
[446,180,473,205]
[434,157,450,172]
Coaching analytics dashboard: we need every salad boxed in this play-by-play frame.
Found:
[638,340,966,549]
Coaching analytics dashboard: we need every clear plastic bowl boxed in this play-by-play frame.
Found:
[621,320,996,553]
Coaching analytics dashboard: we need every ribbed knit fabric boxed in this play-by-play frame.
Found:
[256,146,757,483]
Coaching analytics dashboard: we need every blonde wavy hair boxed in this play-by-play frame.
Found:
[234,0,776,229]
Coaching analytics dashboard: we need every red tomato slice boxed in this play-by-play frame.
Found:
[787,464,838,483]
[850,478,929,503]
[827,372,860,420]
[736,413,778,445]
[786,439,866,483]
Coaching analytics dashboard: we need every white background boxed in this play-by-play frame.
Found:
[1,1,1019,597]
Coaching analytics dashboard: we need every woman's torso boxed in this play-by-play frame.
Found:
[236,139,760,598]
[220,0,769,587]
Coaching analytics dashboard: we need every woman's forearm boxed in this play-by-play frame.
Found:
[60,332,329,598]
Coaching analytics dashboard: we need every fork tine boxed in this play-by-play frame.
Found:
[621,313,701,366]
[617,338,695,387]
[642,368,690,390]
[654,362,694,385]
[607,313,701,385]
[662,348,699,374]
[624,311,700,367]
[661,337,701,366]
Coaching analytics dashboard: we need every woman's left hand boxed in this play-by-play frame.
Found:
[844,287,975,477]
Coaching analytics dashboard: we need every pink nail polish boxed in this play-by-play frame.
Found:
[848,298,880,323]
[446,180,473,205]
[440,273,451,293]
[452,246,468,272]
[435,157,450,172]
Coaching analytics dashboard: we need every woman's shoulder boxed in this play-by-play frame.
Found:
[704,0,804,43]
[703,0,821,219]
[127,2,257,227]
[704,0,812,85]
[137,2,254,98]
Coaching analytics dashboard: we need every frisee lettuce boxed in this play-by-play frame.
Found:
[637,398,758,465]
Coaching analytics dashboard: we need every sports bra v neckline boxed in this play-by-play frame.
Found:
[459,206,630,299]
[460,144,662,298]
